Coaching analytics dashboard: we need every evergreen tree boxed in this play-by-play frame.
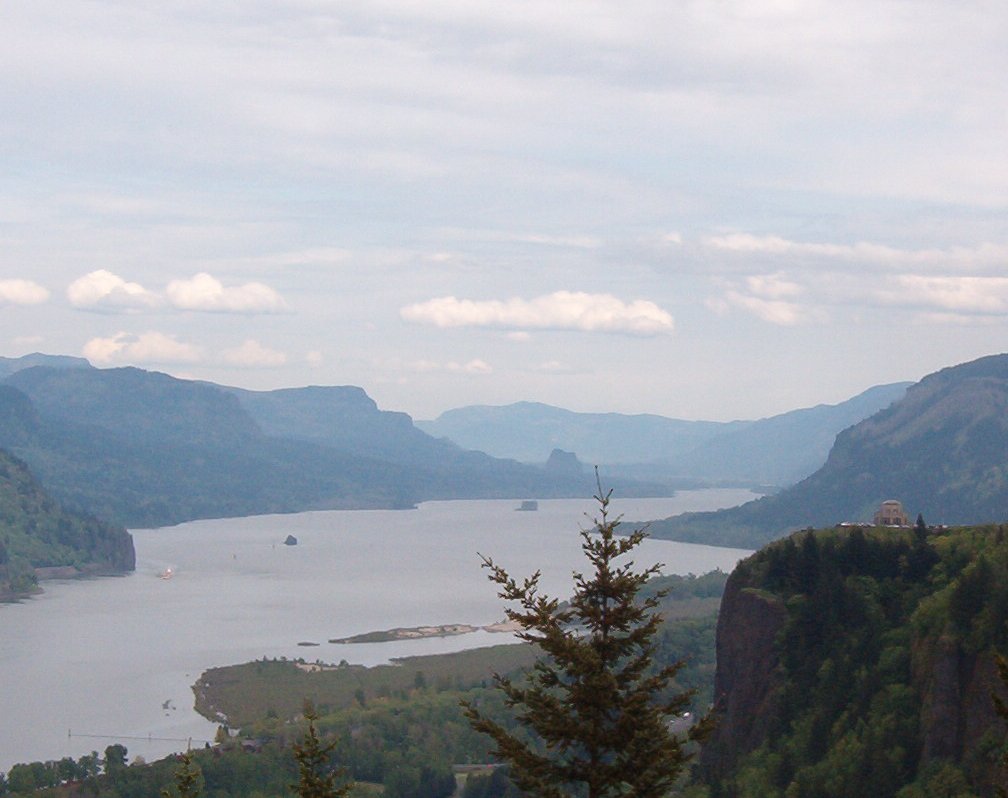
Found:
[161,751,202,798]
[993,654,1008,798]
[292,702,352,798]
[463,478,709,798]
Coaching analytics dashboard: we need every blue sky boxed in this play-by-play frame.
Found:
[1,1,1006,420]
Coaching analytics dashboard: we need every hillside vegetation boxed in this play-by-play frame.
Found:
[699,522,1008,798]
[0,366,606,528]
[0,448,134,597]
[649,353,1008,548]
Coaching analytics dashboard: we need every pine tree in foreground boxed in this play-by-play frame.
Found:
[993,653,1008,798]
[161,751,202,798]
[463,478,710,798]
[292,702,353,798]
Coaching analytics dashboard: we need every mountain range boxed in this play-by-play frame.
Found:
[647,353,1008,548]
[418,382,910,486]
[2,351,1006,551]
[0,358,627,528]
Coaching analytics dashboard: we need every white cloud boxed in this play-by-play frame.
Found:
[0,279,49,305]
[82,331,203,365]
[221,339,287,367]
[67,270,158,311]
[409,358,492,375]
[745,273,803,299]
[714,269,1008,325]
[401,291,674,335]
[875,275,1008,315]
[535,360,578,374]
[704,234,1008,271]
[451,359,492,374]
[305,350,323,367]
[165,273,286,313]
[724,292,807,326]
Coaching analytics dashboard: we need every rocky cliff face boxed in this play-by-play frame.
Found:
[701,573,788,776]
[702,525,1008,797]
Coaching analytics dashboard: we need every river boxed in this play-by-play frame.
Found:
[0,490,757,771]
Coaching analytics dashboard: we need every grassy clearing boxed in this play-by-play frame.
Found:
[194,644,539,727]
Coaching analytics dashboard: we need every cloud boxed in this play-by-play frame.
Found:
[221,339,287,367]
[67,270,159,311]
[875,275,1008,315]
[713,269,1008,325]
[722,292,807,326]
[409,358,492,375]
[703,234,1008,271]
[0,279,49,305]
[165,273,286,313]
[712,272,811,325]
[744,273,802,299]
[82,331,203,365]
[453,358,492,374]
[535,360,579,374]
[401,291,674,335]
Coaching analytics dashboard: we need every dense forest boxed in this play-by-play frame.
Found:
[697,522,1008,797]
[0,447,133,597]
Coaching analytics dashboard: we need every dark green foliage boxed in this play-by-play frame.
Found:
[291,703,352,798]
[0,448,133,596]
[161,751,203,798]
[463,484,708,798]
[708,524,1008,798]
[993,654,1008,798]
[462,767,523,798]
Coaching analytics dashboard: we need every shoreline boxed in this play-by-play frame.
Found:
[329,620,521,645]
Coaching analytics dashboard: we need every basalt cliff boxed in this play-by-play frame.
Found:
[702,524,1008,798]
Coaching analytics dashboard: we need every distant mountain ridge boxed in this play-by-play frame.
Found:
[0,364,638,528]
[418,382,910,486]
[648,353,1008,547]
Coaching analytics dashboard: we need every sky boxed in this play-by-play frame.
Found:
[1,1,1006,421]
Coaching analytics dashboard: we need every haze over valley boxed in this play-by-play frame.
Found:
[2,2,1007,795]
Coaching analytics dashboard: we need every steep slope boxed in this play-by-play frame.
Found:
[228,384,492,467]
[0,370,423,526]
[649,354,1008,548]
[417,383,908,487]
[702,523,1008,797]
[0,447,134,597]
[226,384,659,499]
[0,367,600,527]
[673,382,909,485]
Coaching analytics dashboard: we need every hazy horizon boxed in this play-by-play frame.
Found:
[2,3,1005,421]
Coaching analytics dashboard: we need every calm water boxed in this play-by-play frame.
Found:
[0,491,756,771]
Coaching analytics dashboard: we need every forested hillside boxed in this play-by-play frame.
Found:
[699,522,1008,797]
[649,354,1008,548]
[0,448,134,597]
[0,366,605,528]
